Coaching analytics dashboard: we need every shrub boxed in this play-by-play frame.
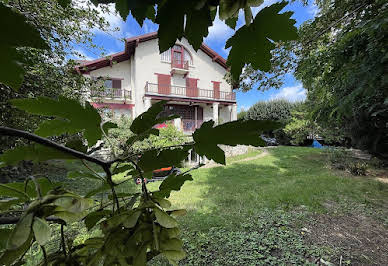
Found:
[347,161,368,176]
[245,99,296,122]
[326,148,368,176]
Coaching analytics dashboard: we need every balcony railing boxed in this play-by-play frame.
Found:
[90,88,131,100]
[182,119,203,132]
[145,82,236,101]
[171,59,189,70]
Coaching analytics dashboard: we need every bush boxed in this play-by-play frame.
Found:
[326,148,368,176]
[105,116,188,156]
[245,99,297,121]
[347,161,368,176]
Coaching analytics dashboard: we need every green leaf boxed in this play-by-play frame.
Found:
[32,217,51,245]
[116,0,157,25]
[193,119,281,164]
[225,2,298,81]
[58,0,71,8]
[0,184,29,200]
[0,229,12,252]
[153,173,193,199]
[225,16,238,29]
[219,0,264,20]
[185,4,213,50]
[160,238,183,251]
[154,208,178,228]
[169,209,187,217]
[84,210,111,230]
[162,250,186,265]
[67,170,102,181]
[130,100,178,135]
[156,0,213,52]
[10,96,103,146]
[65,138,88,153]
[0,232,32,265]
[0,144,75,167]
[7,213,34,250]
[153,198,171,209]
[0,2,48,89]
[138,146,190,174]
[122,210,141,228]
[133,244,147,266]
[85,182,111,198]
[0,198,24,211]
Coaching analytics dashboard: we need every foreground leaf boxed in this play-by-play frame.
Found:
[84,210,112,230]
[32,217,51,245]
[154,208,178,228]
[193,119,280,164]
[226,2,298,81]
[7,213,34,250]
[11,96,104,146]
[0,2,48,89]
[130,100,178,136]
[0,144,75,167]
[153,173,193,199]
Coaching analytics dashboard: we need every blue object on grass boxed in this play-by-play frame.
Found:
[311,139,323,148]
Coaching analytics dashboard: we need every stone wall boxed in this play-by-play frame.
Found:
[219,145,251,158]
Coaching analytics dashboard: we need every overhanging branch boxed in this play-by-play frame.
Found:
[0,126,109,167]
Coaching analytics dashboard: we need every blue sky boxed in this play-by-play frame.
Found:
[76,0,318,112]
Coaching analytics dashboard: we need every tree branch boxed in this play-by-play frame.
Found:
[0,216,66,225]
[0,126,109,167]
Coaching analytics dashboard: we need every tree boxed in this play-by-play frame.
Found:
[239,0,388,157]
[295,0,388,157]
[0,0,112,150]
[0,0,295,264]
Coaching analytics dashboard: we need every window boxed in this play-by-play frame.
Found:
[104,79,113,88]
[160,44,193,66]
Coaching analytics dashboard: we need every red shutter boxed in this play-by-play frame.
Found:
[157,74,171,95]
[186,78,198,97]
[112,79,121,89]
[213,81,220,99]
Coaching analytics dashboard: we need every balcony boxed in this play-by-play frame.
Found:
[90,88,131,100]
[182,119,203,132]
[171,59,189,75]
[145,82,236,102]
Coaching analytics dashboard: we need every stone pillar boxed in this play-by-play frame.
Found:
[232,104,237,121]
[174,118,182,131]
[212,102,219,124]
[144,97,152,111]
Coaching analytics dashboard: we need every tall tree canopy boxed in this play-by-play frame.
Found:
[240,0,388,158]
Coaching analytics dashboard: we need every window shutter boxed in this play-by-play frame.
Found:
[157,74,171,95]
[212,81,220,99]
[112,79,121,89]
[186,78,198,97]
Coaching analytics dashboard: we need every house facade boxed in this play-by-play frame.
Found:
[76,32,237,133]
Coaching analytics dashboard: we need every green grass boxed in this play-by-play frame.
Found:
[146,146,388,265]
[31,146,388,265]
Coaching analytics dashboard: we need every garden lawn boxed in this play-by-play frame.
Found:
[148,146,388,265]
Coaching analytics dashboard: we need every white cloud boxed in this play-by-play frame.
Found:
[206,15,234,42]
[270,84,306,102]
[307,2,319,17]
[73,48,95,61]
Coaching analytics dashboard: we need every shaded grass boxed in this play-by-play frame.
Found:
[148,146,388,265]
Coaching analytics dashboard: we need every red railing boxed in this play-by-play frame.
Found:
[91,88,131,99]
[171,59,189,70]
[145,82,236,101]
[182,119,203,132]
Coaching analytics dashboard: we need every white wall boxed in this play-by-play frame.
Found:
[87,61,131,92]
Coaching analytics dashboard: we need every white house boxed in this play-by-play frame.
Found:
[76,32,237,133]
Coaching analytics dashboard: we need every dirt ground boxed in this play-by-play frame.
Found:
[303,210,388,265]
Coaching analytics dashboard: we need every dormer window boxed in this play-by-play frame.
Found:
[161,44,193,67]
